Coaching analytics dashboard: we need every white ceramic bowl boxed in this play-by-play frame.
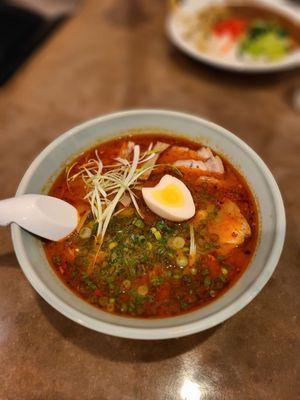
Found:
[167,0,300,73]
[12,109,285,339]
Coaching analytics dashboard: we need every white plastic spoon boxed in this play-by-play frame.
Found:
[0,194,78,241]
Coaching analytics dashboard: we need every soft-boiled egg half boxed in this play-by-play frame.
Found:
[142,174,195,222]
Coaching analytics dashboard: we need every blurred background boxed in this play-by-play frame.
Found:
[0,1,299,399]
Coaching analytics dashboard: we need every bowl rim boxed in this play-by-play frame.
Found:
[11,109,286,339]
[166,0,300,73]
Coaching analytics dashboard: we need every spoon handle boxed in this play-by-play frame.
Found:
[0,197,18,226]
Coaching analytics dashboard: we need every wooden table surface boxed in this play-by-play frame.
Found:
[0,1,299,399]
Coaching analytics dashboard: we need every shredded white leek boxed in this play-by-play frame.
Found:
[67,143,156,246]
[189,224,196,266]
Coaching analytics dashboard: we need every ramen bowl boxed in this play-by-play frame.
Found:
[12,109,285,339]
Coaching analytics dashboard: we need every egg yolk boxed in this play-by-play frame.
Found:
[152,184,185,207]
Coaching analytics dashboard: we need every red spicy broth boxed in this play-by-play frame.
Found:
[44,134,259,318]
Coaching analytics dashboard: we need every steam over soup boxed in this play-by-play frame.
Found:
[44,134,258,318]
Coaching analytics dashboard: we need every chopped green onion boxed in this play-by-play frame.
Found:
[137,285,148,296]
[156,220,174,233]
[79,226,92,239]
[122,279,131,290]
[99,297,108,306]
[147,242,153,250]
[107,303,115,312]
[204,276,211,287]
[133,219,145,228]
[168,236,185,250]
[75,256,89,268]
[221,267,228,275]
[174,274,182,279]
[120,304,127,312]
[52,254,62,266]
[176,254,188,268]
[151,276,164,286]
[151,227,162,241]
[180,301,188,309]
[138,235,146,243]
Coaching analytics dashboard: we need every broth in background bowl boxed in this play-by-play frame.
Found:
[12,110,285,339]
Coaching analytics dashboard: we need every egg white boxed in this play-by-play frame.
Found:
[142,174,195,222]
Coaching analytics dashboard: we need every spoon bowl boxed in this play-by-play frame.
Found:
[0,194,78,241]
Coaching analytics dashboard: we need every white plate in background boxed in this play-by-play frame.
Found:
[167,0,300,73]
